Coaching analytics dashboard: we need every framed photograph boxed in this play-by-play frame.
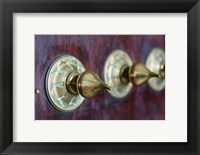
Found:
[0,0,199,154]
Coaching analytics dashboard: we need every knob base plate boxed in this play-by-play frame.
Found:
[45,55,85,112]
[104,50,133,98]
[146,48,165,91]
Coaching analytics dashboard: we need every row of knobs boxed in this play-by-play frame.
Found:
[44,48,165,112]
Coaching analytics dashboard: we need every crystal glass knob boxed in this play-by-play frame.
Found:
[104,48,165,98]
[45,55,110,112]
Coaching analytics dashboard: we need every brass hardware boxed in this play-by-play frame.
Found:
[104,48,165,98]
[120,63,162,87]
[45,55,110,112]
[159,63,165,78]
[76,71,110,98]
[66,71,110,98]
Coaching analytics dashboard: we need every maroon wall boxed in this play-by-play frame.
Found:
[35,35,165,120]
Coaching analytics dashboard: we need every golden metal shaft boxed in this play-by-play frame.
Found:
[66,71,110,98]
[120,63,164,86]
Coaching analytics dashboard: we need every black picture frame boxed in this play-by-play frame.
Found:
[0,0,199,154]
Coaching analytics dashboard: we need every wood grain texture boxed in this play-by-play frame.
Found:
[35,35,165,120]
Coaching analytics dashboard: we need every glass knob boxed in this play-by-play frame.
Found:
[104,48,165,98]
[45,55,110,112]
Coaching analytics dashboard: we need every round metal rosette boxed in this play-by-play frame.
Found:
[45,55,85,112]
[146,48,165,91]
[104,49,133,98]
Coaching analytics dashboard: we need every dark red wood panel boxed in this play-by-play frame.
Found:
[35,35,165,120]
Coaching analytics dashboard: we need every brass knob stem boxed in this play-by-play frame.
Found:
[129,63,159,86]
[120,63,164,86]
[159,63,165,78]
[66,72,79,95]
[66,71,111,98]
[119,65,130,84]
